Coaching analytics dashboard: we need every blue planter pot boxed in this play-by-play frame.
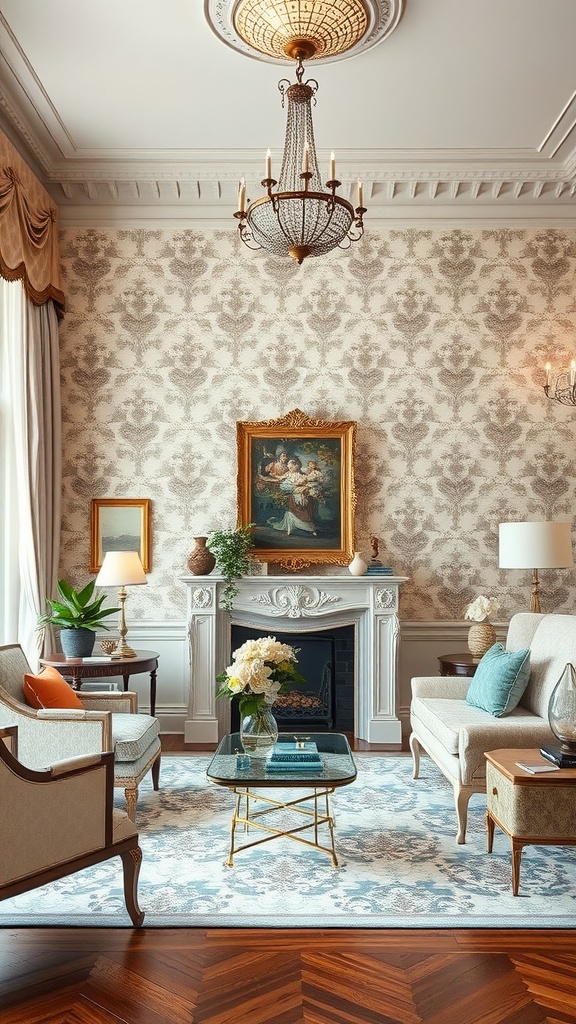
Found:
[59,628,95,658]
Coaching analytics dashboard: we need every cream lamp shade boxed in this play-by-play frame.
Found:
[95,551,147,658]
[498,521,574,613]
[95,550,148,587]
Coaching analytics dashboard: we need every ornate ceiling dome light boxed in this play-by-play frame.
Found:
[205,1,404,264]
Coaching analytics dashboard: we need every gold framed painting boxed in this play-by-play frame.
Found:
[237,409,356,571]
[90,498,151,573]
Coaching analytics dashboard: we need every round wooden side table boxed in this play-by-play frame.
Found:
[40,650,159,716]
[437,652,478,678]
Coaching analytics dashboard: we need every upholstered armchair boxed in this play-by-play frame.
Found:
[0,725,144,926]
[0,644,161,820]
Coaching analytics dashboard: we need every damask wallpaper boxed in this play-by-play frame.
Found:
[57,226,576,623]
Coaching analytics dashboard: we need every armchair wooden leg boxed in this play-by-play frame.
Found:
[120,846,145,927]
[152,753,161,791]
[125,786,138,822]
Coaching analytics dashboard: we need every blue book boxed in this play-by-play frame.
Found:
[266,759,323,772]
[269,741,320,763]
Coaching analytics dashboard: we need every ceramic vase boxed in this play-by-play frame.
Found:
[348,551,367,576]
[240,705,279,760]
[467,621,496,659]
[186,536,216,576]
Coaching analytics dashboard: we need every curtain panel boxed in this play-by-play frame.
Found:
[0,131,64,314]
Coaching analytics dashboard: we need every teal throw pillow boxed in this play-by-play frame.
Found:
[465,642,531,717]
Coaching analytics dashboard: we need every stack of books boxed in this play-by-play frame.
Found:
[266,740,323,772]
[366,562,394,575]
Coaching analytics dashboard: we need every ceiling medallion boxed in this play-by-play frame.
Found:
[205,0,405,65]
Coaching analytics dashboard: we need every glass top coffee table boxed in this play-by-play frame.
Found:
[207,732,357,866]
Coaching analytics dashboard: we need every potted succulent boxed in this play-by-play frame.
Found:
[206,525,256,611]
[38,578,120,658]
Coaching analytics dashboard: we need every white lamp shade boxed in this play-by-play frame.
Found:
[499,521,574,569]
[95,550,148,586]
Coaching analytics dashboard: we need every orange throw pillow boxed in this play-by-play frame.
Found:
[23,665,84,709]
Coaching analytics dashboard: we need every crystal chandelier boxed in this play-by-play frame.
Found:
[544,360,576,406]
[235,52,365,264]
[225,0,388,263]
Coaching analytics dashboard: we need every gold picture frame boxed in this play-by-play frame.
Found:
[90,498,151,573]
[237,409,356,571]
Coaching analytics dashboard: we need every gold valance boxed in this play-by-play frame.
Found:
[0,131,64,313]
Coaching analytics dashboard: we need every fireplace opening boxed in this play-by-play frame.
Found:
[230,624,355,733]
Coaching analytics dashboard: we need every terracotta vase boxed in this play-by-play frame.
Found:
[467,621,496,659]
[186,536,216,576]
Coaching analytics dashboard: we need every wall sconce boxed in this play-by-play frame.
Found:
[544,360,576,406]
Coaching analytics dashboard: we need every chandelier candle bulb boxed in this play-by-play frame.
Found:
[302,144,310,174]
[571,360,575,387]
[238,177,246,211]
[545,362,551,387]
[265,149,271,179]
[330,151,336,180]
[357,179,363,208]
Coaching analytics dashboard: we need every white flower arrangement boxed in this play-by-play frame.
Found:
[464,595,501,622]
[216,635,305,717]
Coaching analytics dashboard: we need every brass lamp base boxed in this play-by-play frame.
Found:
[109,586,138,659]
[111,641,137,659]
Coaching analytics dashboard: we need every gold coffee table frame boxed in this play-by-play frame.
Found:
[207,733,357,867]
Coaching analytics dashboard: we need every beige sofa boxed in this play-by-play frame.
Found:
[409,613,576,843]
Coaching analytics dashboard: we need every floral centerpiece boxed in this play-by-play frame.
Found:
[216,636,306,756]
[464,595,501,659]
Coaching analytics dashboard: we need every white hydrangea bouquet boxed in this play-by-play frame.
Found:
[464,595,501,622]
[216,635,306,718]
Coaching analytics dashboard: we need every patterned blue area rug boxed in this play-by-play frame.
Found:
[2,754,575,928]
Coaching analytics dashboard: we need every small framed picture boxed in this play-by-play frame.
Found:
[90,498,151,573]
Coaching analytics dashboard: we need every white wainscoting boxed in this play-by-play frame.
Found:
[99,618,507,744]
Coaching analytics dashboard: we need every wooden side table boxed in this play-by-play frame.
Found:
[438,652,478,677]
[485,748,576,895]
[40,650,159,717]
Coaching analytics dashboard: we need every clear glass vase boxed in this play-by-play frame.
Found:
[240,705,278,760]
[548,662,576,752]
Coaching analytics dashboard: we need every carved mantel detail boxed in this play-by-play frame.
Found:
[251,585,340,618]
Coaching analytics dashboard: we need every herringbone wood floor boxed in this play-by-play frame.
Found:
[2,741,575,1023]
[2,927,576,1023]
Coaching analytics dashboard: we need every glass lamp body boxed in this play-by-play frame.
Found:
[548,662,576,752]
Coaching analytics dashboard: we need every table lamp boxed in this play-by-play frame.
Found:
[95,551,147,658]
[498,521,574,612]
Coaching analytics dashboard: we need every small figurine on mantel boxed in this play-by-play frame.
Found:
[367,535,394,576]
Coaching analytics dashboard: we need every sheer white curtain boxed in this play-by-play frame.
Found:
[0,277,61,666]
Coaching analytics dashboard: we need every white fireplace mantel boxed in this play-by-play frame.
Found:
[180,573,408,746]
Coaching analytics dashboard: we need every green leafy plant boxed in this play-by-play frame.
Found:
[206,525,256,611]
[38,579,119,632]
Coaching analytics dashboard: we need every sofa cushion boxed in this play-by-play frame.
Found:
[23,666,84,710]
[520,614,576,717]
[111,713,160,762]
[410,697,495,755]
[465,643,530,716]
